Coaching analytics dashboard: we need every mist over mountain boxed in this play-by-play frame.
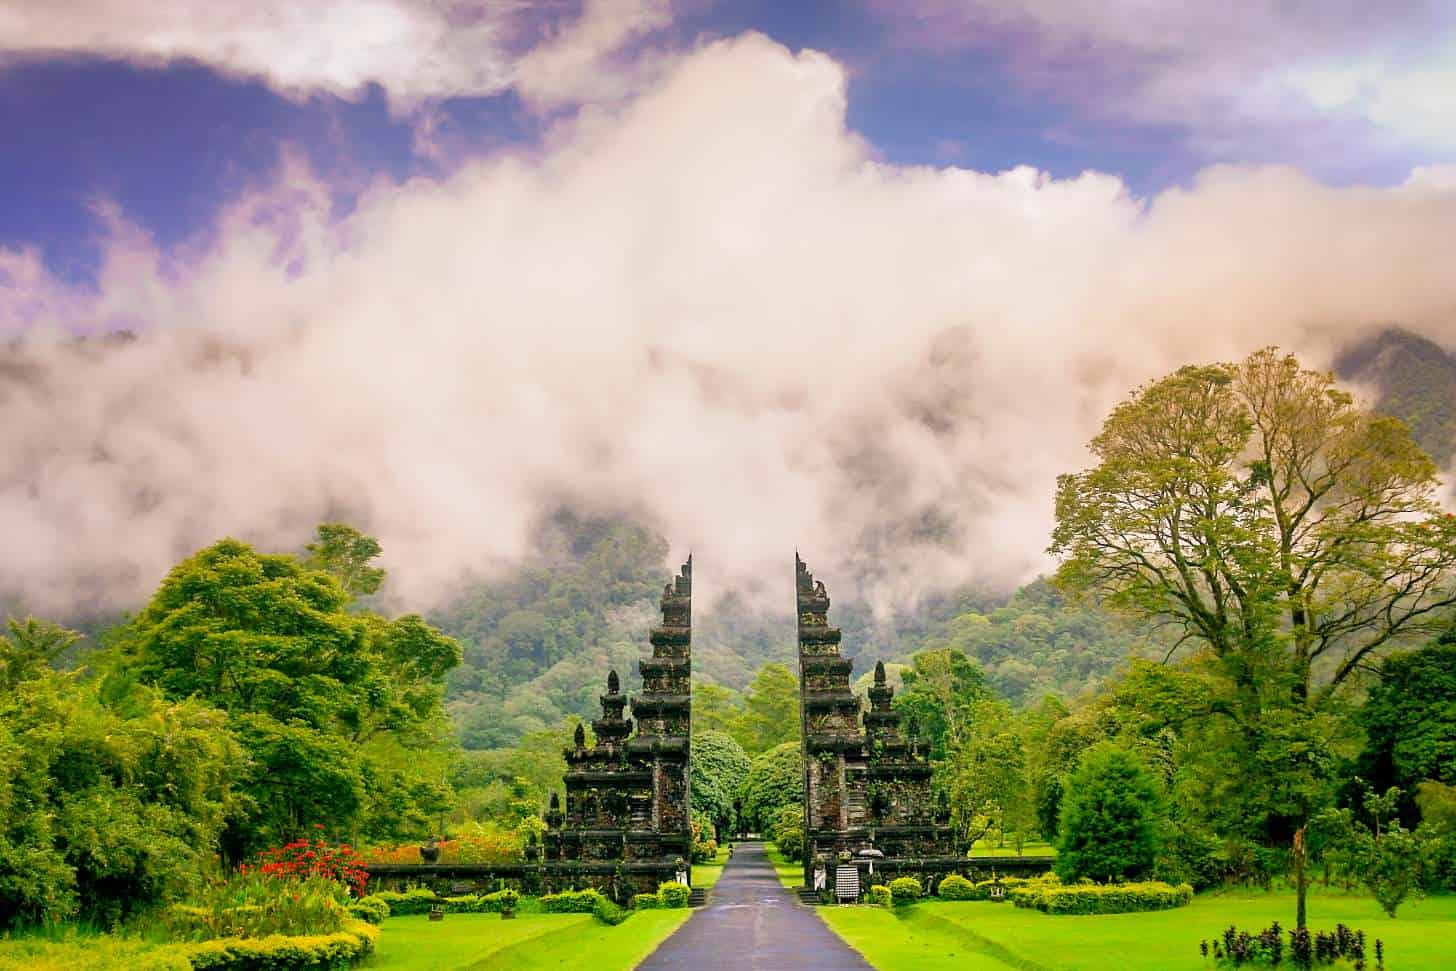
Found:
[1336,327,1456,467]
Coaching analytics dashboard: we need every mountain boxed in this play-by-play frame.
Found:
[1335,328,1456,467]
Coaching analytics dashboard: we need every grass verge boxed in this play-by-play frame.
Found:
[692,845,730,889]
[762,845,803,890]
[365,909,691,971]
[816,891,1456,970]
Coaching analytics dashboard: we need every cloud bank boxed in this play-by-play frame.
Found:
[2,34,1456,615]
[876,1,1456,161]
[0,0,673,110]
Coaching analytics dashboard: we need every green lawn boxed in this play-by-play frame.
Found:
[818,892,1456,970]
[365,910,691,970]
[693,845,730,889]
[763,845,804,889]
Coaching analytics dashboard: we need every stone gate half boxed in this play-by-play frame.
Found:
[539,557,693,900]
[795,554,962,891]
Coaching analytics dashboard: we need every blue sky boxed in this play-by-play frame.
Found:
[3,1,1451,284]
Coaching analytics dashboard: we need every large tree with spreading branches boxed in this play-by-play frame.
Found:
[1051,347,1456,708]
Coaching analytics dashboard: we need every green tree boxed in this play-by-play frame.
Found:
[0,617,81,689]
[0,633,239,927]
[691,730,751,837]
[769,804,805,862]
[304,522,385,599]
[893,647,988,760]
[1360,640,1456,804]
[1056,742,1164,883]
[1051,348,1456,706]
[735,663,800,755]
[941,698,1029,849]
[694,682,745,736]
[740,741,802,833]
[114,535,461,859]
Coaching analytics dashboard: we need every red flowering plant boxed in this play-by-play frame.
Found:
[254,826,369,897]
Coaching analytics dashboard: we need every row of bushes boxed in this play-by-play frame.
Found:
[538,889,632,925]
[631,883,692,910]
[184,918,379,970]
[362,888,518,917]
[868,877,923,907]
[1010,881,1193,914]
[936,874,1057,901]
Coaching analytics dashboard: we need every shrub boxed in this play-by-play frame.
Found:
[769,804,805,862]
[1056,743,1164,883]
[164,874,348,941]
[657,882,691,908]
[888,877,921,906]
[540,889,607,913]
[1203,922,1380,968]
[1010,880,1192,915]
[367,888,439,916]
[185,918,378,970]
[936,875,975,900]
[254,835,369,897]
[346,896,389,925]
[632,892,661,910]
[483,889,519,914]
[592,895,630,926]
[868,884,893,907]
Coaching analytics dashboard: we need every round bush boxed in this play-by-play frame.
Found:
[632,892,661,910]
[888,877,921,906]
[657,882,692,908]
[936,875,975,900]
[347,896,391,924]
[868,884,893,907]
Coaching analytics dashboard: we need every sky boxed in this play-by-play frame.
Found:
[2,1,1456,614]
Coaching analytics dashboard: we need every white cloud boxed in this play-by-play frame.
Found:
[2,33,1456,616]
[0,0,674,110]
[873,1,1456,162]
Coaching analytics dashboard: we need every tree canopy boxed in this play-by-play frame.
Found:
[1052,347,1456,705]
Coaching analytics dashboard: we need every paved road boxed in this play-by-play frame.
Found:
[637,842,873,971]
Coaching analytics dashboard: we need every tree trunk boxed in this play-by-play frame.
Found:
[1294,825,1309,931]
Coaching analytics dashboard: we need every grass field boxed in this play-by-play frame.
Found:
[818,892,1456,970]
[365,910,691,970]
[692,845,730,889]
[764,845,804,889]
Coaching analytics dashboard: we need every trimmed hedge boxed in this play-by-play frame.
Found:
[632,893,660,910]
[888,877,921,906]
[868,884,893,907]
[367,889,438,916]
[345,897,389,925]
[540,889,607,914]
[657,882,691,909]
[936,875,975,900]
[592,896,630,926]
[439,889,520,915]
[1010,881,1193,915]
[185,918,378,970]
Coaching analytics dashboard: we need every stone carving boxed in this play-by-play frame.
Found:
[795,554,963,894]
[540,558,693,901]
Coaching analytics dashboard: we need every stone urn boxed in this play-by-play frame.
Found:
[419,836,441,863]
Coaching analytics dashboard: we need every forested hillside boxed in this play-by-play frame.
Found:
[1336,327,1456,465]
[432,514,1166,749]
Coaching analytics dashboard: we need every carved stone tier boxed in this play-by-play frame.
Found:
[541,557,694,903]
[796,554,964,892]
